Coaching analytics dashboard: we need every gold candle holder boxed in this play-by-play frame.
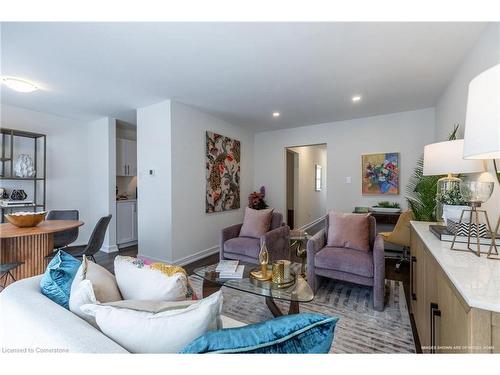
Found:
[272,261,285,284]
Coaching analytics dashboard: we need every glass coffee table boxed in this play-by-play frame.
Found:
[193,262,314,317]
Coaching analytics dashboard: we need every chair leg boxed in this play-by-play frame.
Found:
[394,246,410,273]
[0,271,15,291]
[0,273,7,290]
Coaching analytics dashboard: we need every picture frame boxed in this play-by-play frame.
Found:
[361,152,400,195]
[315,164,322,191]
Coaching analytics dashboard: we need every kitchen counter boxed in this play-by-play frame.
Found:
[411,221,500,313]
[116,198,137,203]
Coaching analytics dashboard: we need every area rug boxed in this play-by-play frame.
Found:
[189,265,415,354]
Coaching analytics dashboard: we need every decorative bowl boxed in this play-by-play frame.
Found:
[4,211,47,228]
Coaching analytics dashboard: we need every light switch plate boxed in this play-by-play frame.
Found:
[345,176,352,184]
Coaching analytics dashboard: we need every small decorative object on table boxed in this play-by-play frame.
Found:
[371,201,401,213]
[272,261,285,284]
[289,231,310,278]
[250,243,272,281]
[249,262,296,289]
[353,206,370,213]
[14,154,36,178]
[439,185,484,236]
[9,190,28,201]
[451,181,497,258]
[4,211,47,228]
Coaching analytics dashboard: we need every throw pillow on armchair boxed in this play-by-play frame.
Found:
[239,207,274,238]
[327,212,370,251]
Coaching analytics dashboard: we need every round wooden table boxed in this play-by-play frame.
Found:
[0,220,84,286]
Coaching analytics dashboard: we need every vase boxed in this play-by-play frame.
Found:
[14,154,36,178]
[442,204,470,223]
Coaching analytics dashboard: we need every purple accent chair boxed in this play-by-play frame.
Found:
[220,212,290,264]
[306,215,385,311]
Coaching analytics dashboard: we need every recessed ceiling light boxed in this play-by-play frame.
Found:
[352,95,362,102]
[1,77,39,93]
[272,112,280,118]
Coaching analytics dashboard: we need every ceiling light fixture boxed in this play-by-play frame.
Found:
[351,95,362,102]
[272,112,280,118]
[1,77,39,93]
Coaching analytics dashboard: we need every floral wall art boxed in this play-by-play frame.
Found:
[362,152,400,195]
[205,131,241,213]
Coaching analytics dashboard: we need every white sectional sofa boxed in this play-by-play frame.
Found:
[0,276,244,353]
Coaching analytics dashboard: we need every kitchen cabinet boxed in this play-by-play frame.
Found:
[410,222,498,353]
[116,200,137,246]
[116,138,137,176]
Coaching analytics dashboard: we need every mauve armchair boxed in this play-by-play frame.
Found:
[306,215,385,311]
[220,212,290,264]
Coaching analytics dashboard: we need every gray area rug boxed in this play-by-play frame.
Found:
[189,266,415,353]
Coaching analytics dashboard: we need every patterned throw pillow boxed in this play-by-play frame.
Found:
[114,256,193,301]
[180,313,338,354]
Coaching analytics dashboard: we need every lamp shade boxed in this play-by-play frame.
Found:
[423,139,484,176]
[464,63,500,159]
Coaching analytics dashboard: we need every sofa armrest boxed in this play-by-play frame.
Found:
[220,223,243,260]
[307,229,326,259]
[261,225,290,261]
[372,234,386,311]
[0,276,128,353]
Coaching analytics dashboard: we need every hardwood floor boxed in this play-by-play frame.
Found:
[94,246,421,352]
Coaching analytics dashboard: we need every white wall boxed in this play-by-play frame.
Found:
[1,104,96,245]
[288,145,327,227]
[254,108,436,216]
[87,117,117,252]
[136,100,173,262]
[170,101,254,265]
[435,23,500,220]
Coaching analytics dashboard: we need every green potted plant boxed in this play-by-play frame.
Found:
[436,184,468,224]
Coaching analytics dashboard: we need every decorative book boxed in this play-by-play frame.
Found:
[215,260,239,273]
[429,225,498,246]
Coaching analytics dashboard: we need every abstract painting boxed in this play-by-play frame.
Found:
[206,131,241,213]
[362,152,399,195]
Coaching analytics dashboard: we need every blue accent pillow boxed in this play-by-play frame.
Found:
[40,250,81,309]
[180,313,338,354]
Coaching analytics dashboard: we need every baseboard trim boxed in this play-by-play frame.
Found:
[173,246,219,267]
[137,246,219,267]
[137,253,172,264]
[118,240,138,249]
[100,244,119,253]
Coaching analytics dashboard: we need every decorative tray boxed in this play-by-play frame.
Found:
[249,265,296,290]
[371,207,401,213]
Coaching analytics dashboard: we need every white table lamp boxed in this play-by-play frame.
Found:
[423,139,484,220]
[461,63,500,259]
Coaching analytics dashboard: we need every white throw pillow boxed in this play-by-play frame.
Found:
[69,256,122,324]
[114,256,189,301]
[102,299,198,313]
[80,291,223,353]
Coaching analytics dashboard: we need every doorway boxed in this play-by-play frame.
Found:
[285,144,327,230]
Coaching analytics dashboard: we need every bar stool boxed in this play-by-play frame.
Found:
[0,262,24,290]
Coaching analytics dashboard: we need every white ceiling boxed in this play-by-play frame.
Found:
[0,22,487,131]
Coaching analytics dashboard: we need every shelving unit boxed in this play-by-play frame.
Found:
[0,128,46,223]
